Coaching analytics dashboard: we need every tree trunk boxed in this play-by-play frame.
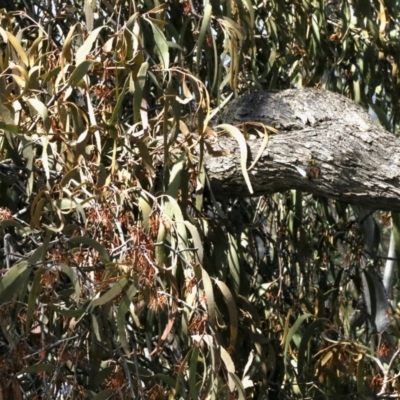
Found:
[205,88,400,211]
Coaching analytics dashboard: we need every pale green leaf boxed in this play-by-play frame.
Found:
[68,60,98,87]
[76,26,105,65]
[28,98,50,133]
[216,124,253,194]
[0,262,29,303]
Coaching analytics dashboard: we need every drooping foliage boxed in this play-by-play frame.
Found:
[0,0,400,399]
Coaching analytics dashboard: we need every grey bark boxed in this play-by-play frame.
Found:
[206,88,400,211]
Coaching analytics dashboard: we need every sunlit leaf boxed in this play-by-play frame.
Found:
[61,23,78,72]
[216,124,253,194]
[220,346,235,391]
[167,152,185,199]
[283,313,313,376]
[68,60,98,87]
[133,62,149,123]
[28,98,51,133]
[145,17,169,70]
[228,372,246,400]
[0,28,29,66]
[197,4,213,72]
[76,26,105,65]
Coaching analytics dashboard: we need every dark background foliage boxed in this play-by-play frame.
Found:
[0,0,399,399]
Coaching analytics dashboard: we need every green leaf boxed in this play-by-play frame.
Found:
[240,0,255,29]
[155,219,168,266]
[69,236,110,262]
[174,346,193,396]
[0,220,24,232]
[183,220,204,264]
[167,152,185,199]
[28,230,51,265]
[297,318,330,395]
[146,18,169,70]
[51,198,83,211]
[392,212,400,284]
[189,346,200,399]
[59,263,81,303]
[197,4,213,71]
[163,195,189,262]
[61,23,78,66]
[20,364,56,374]
[220,346,235,391]
[283,313,313,376]
[138,190,152,231]
[117,283,138,354]
[0,262,29,303]
[27,98,51,133]
[0,28,29,66]
[91,277,129,307]
[216,124,253,194]
[228,373,246,400]
[153,374,177,392]
[133,62,149,123]
[129,137,154,175]
[53,305,87,318]
[227,233,240,296]
[194,265,216,327]
[76,26,105,65]
[356,354,366,393]
[110,76,129,125]
[27,36,46,67]
[215,280,238,349]
[26,268,45,331]
[68,60,98,87]
[91,389,115,400]
[311,13,321,45]
[0,97,15,125]
[21,135,34,196]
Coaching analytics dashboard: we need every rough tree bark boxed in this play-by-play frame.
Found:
[205,88,400,211]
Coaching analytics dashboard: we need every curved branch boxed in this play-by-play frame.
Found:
[205,88,400,211]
